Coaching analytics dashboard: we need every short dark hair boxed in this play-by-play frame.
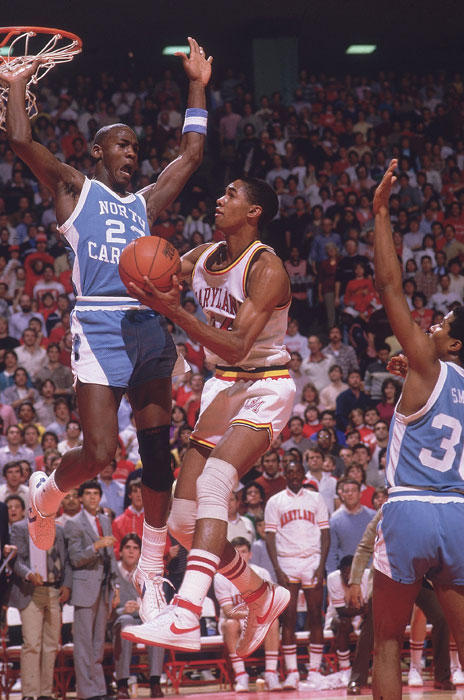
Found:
[230,536,251,550]
[78,479,102,497]
[5,494,25,510]
[128,478,142,494]
[449,305,464,364]
[120,532,141,551]
[3,460,21,477]
[340,554,354,571]
[240,177,279,231]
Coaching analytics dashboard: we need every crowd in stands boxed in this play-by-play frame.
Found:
[1,60,464,695]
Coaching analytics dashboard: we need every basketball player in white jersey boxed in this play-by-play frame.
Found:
[372,160,464,699]
[123,177,296,655]
[1,39,212,624]
[265,460,329,690]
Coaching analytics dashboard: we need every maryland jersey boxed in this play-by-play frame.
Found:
[58,177,149,297]
[386,360,464,499]
[191,241,290,369]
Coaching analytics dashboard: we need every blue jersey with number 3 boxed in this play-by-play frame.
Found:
[386,360,464,495]
[58,177,149,296]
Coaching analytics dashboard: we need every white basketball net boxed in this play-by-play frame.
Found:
[0,28,82,131]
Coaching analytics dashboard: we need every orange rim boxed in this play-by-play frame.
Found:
[0,26,82,50]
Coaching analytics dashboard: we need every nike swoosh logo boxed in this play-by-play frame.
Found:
[170,622,200,635]
[257,587,275,625]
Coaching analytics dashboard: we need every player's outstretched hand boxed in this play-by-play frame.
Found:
[0,58,43,86]
[175,37,213,87]
[129,275,182,318]
[373,159,398,217]
[387,353,408,378]
[347,583,364,610]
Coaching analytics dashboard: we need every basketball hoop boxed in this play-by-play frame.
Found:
[0,26,82,131]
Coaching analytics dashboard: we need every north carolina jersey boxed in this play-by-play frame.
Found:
[386,360,464,498]
[191,241,290,369]
[58,177,149,297]
[264,487,329,558]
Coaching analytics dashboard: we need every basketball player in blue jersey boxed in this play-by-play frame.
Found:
[1,38,212,622]
[371,159,464,699]
[122,178,295,661]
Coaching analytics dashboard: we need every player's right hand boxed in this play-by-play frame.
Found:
[346,583,364,609]
[0,58,43,86]
[387,353,408,378]
[276,568,290,588]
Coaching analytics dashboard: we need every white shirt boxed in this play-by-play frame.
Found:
[324,568,370,632]
[264,487,329,558]
[214,563,270,610]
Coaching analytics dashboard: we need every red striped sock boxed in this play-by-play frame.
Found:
[177,548,220,607]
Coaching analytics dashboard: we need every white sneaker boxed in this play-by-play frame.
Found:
[236,582,290,658]
[131,566,171,623]
[234,673,249,692]
[121,595,201,651]
[264,671,281,691]
[306,670,324,689]
[27,471,56,550]
[340,668,351,685]
[283,671,300,690]
[452,668,464,685]
[408,667,423,686]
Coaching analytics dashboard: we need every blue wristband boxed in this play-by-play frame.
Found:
[183,107,208,135]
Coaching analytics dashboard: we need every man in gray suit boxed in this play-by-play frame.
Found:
[9,517,72,700]
[64,480,118,700]
[113,533,164,698]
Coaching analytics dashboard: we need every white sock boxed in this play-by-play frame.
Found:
[230,654,246,678]
[265,651,279,673]
[178,548,220,608]
[450,641,460,672]
[139,521,167,575]
[282,644,297,673]
[35,470,67,517]
[309,643,324,672]
[219,549,260,596]
[337,649,351,670]
[410,639,423,670]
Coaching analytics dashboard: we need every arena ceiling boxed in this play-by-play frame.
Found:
[2,0,464,74]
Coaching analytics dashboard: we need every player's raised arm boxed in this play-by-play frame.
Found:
[1,64,84,222]
[129,251,290,365]
[373,160,437,377]
[139,37,212,227]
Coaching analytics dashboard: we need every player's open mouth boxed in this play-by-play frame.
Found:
[121,165,133,175]
[215,208,223,216]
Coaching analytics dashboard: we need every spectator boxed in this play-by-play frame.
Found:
[345,461,376,511]
[112,533,165,699]
[255,450,287,501]
[288,351,306,401]
[319,364,348,411]
[55,488,81,526]
[282,416,313,453]
[65,480,118,700]
[5,493,25,525]
[112,479,144,557]
[366,421,390,487]
[9,518,71,700]
[23,424,42,457]
[45,397,71,439]
[430,274,462,313]
[250,516,277,581]
[304,445,337,515]
[293,382,320,419]
[301,335,333,391]
[2,366,39,412]
[323,326,360,382]
[376,378,402,424]
[0,425,35,476]
[99,460,125,518]
[240,481,265,532]
[9,293,45,339]
[227,491,255,544]
[284,318,309,359]
[336,370,371,431]
[14,327,47,381]
[34,342,74,395]
[363,344,393,402]
[57,419,82,454]
[0,460,29,503]
[414,254,438,299]
[326,479,375,573]
[34,379,57,427]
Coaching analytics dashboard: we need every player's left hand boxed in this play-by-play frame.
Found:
[59,585,71,604]
[312,566,325,588]
[129,275,182,318]
[175,37,213,87]
[373,159,398,217]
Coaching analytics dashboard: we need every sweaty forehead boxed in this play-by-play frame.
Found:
[104,126,137,146]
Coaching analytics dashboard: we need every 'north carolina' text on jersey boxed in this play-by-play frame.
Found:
[58,178,148,296]
[386,360,464,500]
[191,240,290,369]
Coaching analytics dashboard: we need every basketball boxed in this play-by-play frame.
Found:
[119,236,181,293]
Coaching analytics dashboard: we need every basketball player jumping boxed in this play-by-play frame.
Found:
[123,178,295,656]
[372,160,464,699]
[1,37,212,622]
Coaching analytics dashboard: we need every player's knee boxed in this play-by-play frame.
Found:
[196,457,238,521]
[138,426,174,492]
[168,498,197,550]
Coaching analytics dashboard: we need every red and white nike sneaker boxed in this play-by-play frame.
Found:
[131,566,171,623]
[121,595,201,651]
[236,581,290,657]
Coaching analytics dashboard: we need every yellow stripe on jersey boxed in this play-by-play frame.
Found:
[215,368,291,382]
[203,241,257,276]
[189,435,216,449]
